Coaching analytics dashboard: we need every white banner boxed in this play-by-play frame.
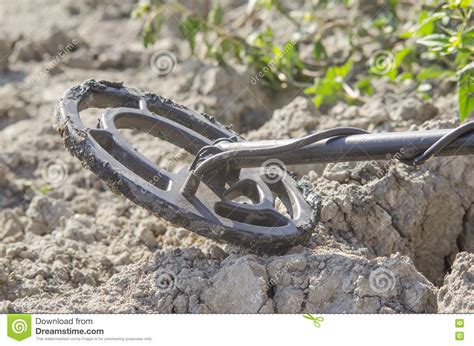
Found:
[0,314,470,345]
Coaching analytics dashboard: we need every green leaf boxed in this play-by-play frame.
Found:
[399,31,414,39]
[38,185,53,194]
[386,46,413,80]
[450,0,472,8]
[258,0,276,10]
[180,16,205,53]
[460,0,472,8]
[417,12,446,36]
[416,34,449,48]
[209,38,236,64]
[447,0,460,9]
[356,78,374,96]
[461,27,474,49]
[209,3,224,26]
[141,13,164,48]
[396,46,412,65]
[252,28,274,48]
[416,11,431,36]
[334,60,353,78]
[305,60,353,109]
[313,94,324,108]
[304,86,316,94]
[143,28,154,48]
[458,63,474,121]
[132,2,151,18]
[312,40,328,61]
[416,66,452,80]
[398,72,414,81]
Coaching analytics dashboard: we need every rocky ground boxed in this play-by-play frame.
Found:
[0,0,472,313]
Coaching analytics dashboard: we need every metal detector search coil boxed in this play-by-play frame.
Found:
[55,80,474,254]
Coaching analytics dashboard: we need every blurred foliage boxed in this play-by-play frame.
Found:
[133,0,473,120]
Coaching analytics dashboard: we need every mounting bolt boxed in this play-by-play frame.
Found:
[180,172,201,198]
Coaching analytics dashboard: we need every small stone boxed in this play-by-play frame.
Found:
[63,49,97,69]
[26,196,71,236]
[209,245,228,260]
[173,295,189,313]
[6,245,24,259]
[258,299,275,313]
[438,252,474,313]
[100,257,113,268]
[320,200,339,222]
[0,210,24,242]
[181,248,195,261]
[0,300,11,313]
[39,27,82,56]
[358,97,388,124]
[114,252,131,266]
[10,39,43,62]
[137,227,158,248]
[274,287,304,313]
[246,96,319,140]
[379,306,396,313]
[0,37,14,70]
[0,164,12,187]
[52,261,69,282]
[176,228,190,239]
[268,254,307,280]
[203,256,268,313]
[390,97,438,122]
[64,217,95,244]
[459,208,474,252]
[71,268,85,285]
[153,222,167,236]
[0,265,8,283]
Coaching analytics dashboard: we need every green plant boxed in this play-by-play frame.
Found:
[133,0,308,89]
[304,59,356,108]
[133,0,473,121]
[402,0,473,120]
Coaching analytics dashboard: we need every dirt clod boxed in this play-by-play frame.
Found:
[438,252,474,313]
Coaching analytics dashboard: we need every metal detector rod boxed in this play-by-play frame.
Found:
[215,129,474,168]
